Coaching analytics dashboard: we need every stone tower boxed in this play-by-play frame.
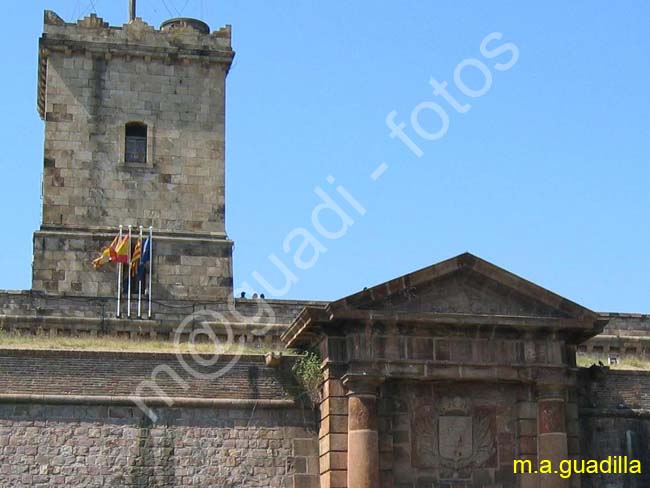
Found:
[32,11,235,300]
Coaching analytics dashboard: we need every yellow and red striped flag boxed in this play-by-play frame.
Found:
[92,234,119,269]
[110,235,130,264]
[130,238,142,277]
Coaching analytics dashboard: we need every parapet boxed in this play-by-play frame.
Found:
[42,10,232,49]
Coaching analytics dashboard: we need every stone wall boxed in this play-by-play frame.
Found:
[0,403,318,487]
[578,368,650,488]
[0,291,325,346]
[0,349,320,487]
[580,314,650,360]
[32,230,233,300]
[2,325,650,487]
[0,349,301,400]
[38,12,232,234]
[579,368,650,411]
[313,316,584,488]
[33,11,235,300]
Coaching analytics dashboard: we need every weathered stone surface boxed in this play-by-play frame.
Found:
[580,313,650,359]
[0,402,317,487]
[0,349,300,400]
[405,383,509,481]
[291,253,610,487]
[3,4,649,487]
[33,11,234,300]
[33,229,233,300]
[0,291,324,347]
[359,267,570,318]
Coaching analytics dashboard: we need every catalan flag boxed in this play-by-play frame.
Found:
[110,235,130,264]
[92,234,120,269]
[130,238,142,277]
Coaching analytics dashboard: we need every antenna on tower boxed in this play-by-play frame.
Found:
[129,0,137,21]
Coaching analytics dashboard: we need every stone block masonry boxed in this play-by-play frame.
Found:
[0,349,320,487]
[580,313,650,360]
[578,368,650,488]
[0,291,326,347]
[33,11,236,299]
[8,6,650,486]
[32,228,233,301]
[0,403,319,487]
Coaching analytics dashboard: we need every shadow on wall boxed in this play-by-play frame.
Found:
[129,415,176,487]
[578,366,650,488]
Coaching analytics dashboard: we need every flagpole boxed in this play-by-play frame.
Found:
[138,225,143,319]
[148,226,153,319]
[116,225,123,317]
[127,225,132,318]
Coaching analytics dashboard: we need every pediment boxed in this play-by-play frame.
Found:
[283,253,604,349]
[332,253,597,321]
[357,268,569,318]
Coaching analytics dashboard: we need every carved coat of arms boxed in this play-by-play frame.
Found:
[412,396,495,470]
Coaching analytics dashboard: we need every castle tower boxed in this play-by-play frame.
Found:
[32,10,235,300]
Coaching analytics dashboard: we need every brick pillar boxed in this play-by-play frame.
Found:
[566,387,582,488]
[537,385,569,488]
[319,371,348,488]
[343,375,383,488]
[517,385,539,488]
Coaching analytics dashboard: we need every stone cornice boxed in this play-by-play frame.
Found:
[341,373,385,396]
[282,305,607,348]
[329,307,597,330]
[281,306,328,348]
[0,394,295,409]
[39,37,234,63]
[35,226,233,245]
[345,360,575,386]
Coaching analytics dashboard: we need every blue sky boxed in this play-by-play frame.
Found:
[1,1,648,312]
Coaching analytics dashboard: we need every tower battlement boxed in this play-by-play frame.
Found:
[38,11,233,121]
[33,10,235,300]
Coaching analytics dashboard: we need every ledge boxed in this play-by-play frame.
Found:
[579,408,650,419]
[0,315,157,328]
[0,393,295,409]
[35,227,233,244]
[0,347,271,361]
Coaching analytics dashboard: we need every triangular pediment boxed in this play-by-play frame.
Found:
[283,253,604,348]
[332,253,597,321]
[357,268,569,317]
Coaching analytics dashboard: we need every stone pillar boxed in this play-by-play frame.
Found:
[517,385,539,488]
[343,375,383,488]
[320,372,348,488]
[537,385,569,488]
[318,337,349,488]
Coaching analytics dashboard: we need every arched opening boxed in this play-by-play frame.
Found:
[125,122,148,164]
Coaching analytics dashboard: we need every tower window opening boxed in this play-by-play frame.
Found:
[125,122,147,163]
